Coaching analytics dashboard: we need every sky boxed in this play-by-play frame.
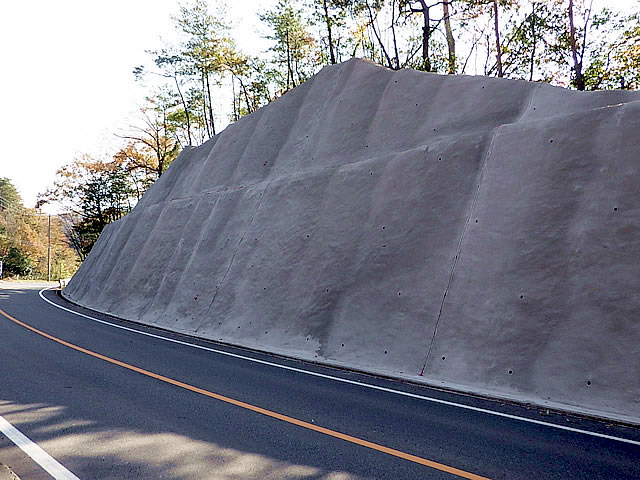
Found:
[0,0,637,212]
[0,0,278,212]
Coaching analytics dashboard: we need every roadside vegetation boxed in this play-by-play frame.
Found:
[0,178,78,280]
[13,0,637,269]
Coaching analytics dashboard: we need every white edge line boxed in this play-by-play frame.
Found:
[37,288,640,447]
[0,414,80,480]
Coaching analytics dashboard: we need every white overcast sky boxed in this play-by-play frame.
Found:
[0,0,637,211]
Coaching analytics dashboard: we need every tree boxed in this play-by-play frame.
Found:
[407,0,436,71]
[261,0,318,92]
[174,0,238,138]
[40,156,135,259]
[136,49,195,146]
[462,0,514,77]
[115,92,181,191]
[310,0,351,64]
[3,246,32,277]
[0,178,22,212]
[356,0,397,69]
[568,0,591,90]
[442,0,456,73]
[486,1,565,81]
[1,178,78,279]
[491,0,503,76]
[582,9,639,90]
[228,56,274,119]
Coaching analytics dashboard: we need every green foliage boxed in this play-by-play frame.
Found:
[260,0,319,93]
[229,56,275,119]
[115,90,181,194]
[583,11,640,90]
[0,178,22,212]
[3,246,32,277]
[308,0,352,64]
[40,156,135,259]
[498,2,566,80]
[1,178,79,280]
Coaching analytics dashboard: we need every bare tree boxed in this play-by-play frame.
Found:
[409,0,434,71]
[568,0,593,90]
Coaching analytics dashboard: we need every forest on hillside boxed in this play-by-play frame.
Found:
[0,178,78,280]
[4,0,636,278]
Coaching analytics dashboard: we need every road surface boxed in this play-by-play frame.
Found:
[0,284,638,479]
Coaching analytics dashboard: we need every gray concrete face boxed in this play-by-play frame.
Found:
[64,59,640,422]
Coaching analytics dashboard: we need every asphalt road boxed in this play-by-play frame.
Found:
[0,284,639,480]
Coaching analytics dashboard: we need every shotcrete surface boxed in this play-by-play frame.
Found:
[64,59,640,423]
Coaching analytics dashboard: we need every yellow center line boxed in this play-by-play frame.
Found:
[0,307,491,480]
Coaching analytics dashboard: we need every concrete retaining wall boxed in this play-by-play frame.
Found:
[64,59,640,422]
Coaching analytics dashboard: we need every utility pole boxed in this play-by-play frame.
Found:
[47,215,51,282]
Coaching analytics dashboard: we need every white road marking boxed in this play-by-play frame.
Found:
[0,414,80,480]
[38,288,640,447]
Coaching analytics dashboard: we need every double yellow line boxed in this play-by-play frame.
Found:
[0,307,491,480]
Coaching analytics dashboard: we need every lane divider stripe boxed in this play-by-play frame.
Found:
[0,307,490,480]
[0,414,80,480]
[37,288,640,447]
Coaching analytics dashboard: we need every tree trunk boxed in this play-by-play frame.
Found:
[442,1,456,74]
[322,0,336,64]
[286,29,295,89]
[529,3,536,81]
[231,75,238,121]
[390,0,400,69]
[201,72,211,138]
[239,78,253,114]
[416,0,431,72]
[365,0,394,69]
[492,0,503,77]
[161,106,168,167]
[173,76,192,145]
[568,0,584,90]
[205,71,216,135]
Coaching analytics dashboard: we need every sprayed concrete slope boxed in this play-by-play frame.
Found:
[64,59,640,422]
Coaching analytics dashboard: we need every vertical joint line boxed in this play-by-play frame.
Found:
[420,129,499,375]
[200,182,271,328]
[419,84,540,375]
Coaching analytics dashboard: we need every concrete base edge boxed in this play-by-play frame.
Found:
[59,289,640,428]
[0,463,21,480]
